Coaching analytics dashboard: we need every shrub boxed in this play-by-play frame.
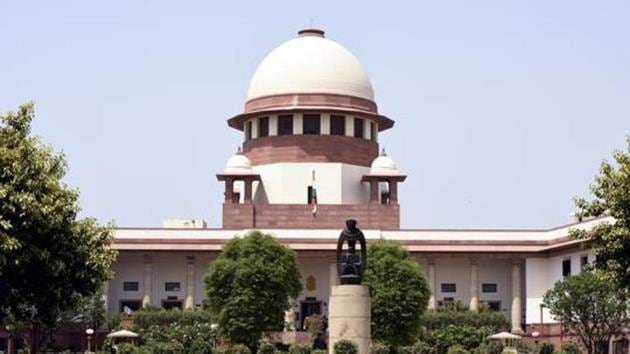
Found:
[446,345,469,354]
[399,341,435,354]
[426,325,493,354]
[115,343,152,354]
[334,339,359,354]
[486,341,503,354]
[537,341,554,354]
[258,342,278,354]
[558,342,581,354]
[370,342,390,354]
[131,307,213,328]
[304,314,326,338]
[312,351,328,354]
[421,310,509,331]
[229,344,253,354]
[289,343,312,354]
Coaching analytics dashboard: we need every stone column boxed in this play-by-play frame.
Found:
[469,259,479,312]
[369,180,379,203]
[185,256,195,310]
[329,262,339,288]
[243,179,253,203]
[142,254,153,308]
[511,261,522,334]
[388,180,398,203]
[427,261,436,310]
[224,177,234,203]
[328,285,371,354]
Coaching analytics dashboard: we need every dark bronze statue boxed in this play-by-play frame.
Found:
[336,219,367,285]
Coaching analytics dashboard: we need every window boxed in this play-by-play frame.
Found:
[278,115,293,135]
[441,283,456,293]
[303,114,320,135]
[562,259,571,277]
[482,301,501,312]
[330,115,345,136]
[245,121,252,140]
[123,281,139,291]
[580,255,588,270]
[165,282,181,292]
[354,118,364,138]
[162,299,183,310]
[370,122,377,141]
[482,283,497,293]
[119,300,141,313]
[258,117,269,137]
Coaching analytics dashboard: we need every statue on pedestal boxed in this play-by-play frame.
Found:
[336,219,367,285]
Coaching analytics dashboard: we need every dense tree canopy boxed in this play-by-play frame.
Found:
[0,103,116,350]
[364,239,430,347]
[571,141,630,289]
[543,271,628,354]
[204,230,302,348]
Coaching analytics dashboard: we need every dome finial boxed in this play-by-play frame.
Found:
[237,146,242,155]
[380,147,387,156]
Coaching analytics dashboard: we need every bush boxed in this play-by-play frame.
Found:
[486,341,503,354]
[446,345,469,354]
[537,341,554,354]
[425,325,493,354]
[289,343,312,354]
[304,314,326,338]
[421,310,509,331]
[258,342,278,354]
[399,341,435,354]
[115,343,152,354]
[558,342,581,354]
[370,342,390,354]
[334,339,358,354]
[229,344,253,354]
[312,351,327,354]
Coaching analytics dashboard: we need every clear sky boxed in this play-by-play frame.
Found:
[1,1,628,229]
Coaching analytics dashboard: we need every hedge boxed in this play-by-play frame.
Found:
[420,310,509,331]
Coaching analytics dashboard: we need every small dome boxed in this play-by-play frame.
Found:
[225,148,252,174]
[247,29,374,102]
[370,149,400,175]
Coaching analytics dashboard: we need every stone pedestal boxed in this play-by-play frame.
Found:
[328,285,371,354]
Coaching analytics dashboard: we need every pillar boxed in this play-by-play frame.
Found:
[329,262,339,288]
[142,254,153,308]
[369,180,379,203]
[511,261,522,334]
[389,180,398,203]
[328,285,371,354]
[102,281,110,317]
[427,261,436,310]
[469,259,479,312]
[224,177,234,203]
[185,256,195,310]
[244,179,252,203]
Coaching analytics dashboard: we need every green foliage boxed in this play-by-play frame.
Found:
[537,341,554,354]
[228,344,253,354]
[558,341,581,354]
[399,340,436,354]
[365,239,430,347]
[288,343,312,354]
[420,310,509,331]
[204,230,302,347]
[0,103,117,346]
[571,142,630,290]
[131,307,213,328]
[312,350,327,354]
[486,341,503,354]
[446,345,469,354]
[423,325,493,354]
[543,271,628,354]
[370,342,391,354]
[115,343,152,354]
[257,342,278,354]
[334,339,358,354]
[304,314,326,338]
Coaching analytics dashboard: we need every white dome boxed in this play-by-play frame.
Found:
[225,152,252,174]
[247,29,374,102]
[370,150,400,175]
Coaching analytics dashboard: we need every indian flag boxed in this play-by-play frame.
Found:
[311,170,317,217]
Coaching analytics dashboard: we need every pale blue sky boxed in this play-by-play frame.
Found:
[1,1,628,229]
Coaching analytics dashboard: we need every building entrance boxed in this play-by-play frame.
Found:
[300,298,321,330]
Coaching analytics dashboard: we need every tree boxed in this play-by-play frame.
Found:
[364,239,430,347]
[571,140,630,289]
[204,230,302,348]
[0,103,117,352]
[542,271,628,354]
